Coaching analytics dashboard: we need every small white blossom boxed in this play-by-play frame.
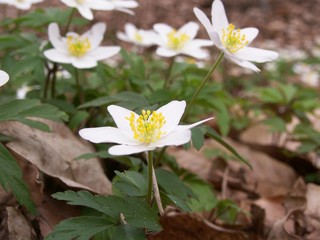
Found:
[0,70,9,87]
[103,0,138,14]
[117,23,155,47]
[79,100,213,156]
[153,22,213,59]
[293,63,319,87]
[60,0,114,20]
[0,0,44,10]
[194,0,278,72]
[44,22,120,69]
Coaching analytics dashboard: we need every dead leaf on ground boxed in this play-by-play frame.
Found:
[6,206,35,240]
[0,120,111,195]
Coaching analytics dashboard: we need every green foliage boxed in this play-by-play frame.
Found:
[0,99,68,131]
[0,143,36,213]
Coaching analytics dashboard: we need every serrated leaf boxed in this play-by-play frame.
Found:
[113,171,147,197]
[45,216,114,240]
[0,143,36,213]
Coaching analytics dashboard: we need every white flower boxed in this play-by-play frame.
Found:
[0,70,9,87]
[44,22,121,69]
[79,100,213,156]
[194,0,278,72]
[104,0,138,14]
[152,22,213,59]
[293,63,319,87]
[60,0,114,20]
[0,0,44,10]
[117,23,155,47]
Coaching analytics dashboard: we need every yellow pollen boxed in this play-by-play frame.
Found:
[167,30,190,50]
[221,24,249,53]
[126,110,167,144]
[134,32,143,43]
[67,35,91,57]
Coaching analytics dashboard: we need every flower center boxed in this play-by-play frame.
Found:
[75,0,85,4]
[222,24,248,53]
[167,30,190,50]
[134,32,143,43]
[126,110,166,144]
[67,35,91,57]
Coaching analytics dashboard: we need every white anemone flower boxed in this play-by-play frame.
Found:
[153,22,213,59]
[44,22,121,69]
[0,70,9,87]
[79,100,213,156]
[117,23,155,47]
[194,0,278,72]
[104,0,138,15]
[60,0,114,20]
[0,0,44,10]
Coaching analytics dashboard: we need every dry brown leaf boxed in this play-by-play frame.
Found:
[6,207,35,240]
[0,120,111,194]
[149,211,253,240]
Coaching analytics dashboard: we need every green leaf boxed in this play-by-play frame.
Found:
[45,216,115,240]
[0,143,36,213]
[0,99,68,131]
[113,171,148,197]
[111,225,145,240]
[156,169,195,201]
[191,126,205,150]
[185,176,218,212]
[53,191,161,231]
[204,126,251,168]
[263,117,287,133]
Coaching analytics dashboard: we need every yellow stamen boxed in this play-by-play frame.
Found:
[167,30,190,50]
[134,32,143,43]
[67,35,91,57]
[221,24,249,53]
[126,110,166,144]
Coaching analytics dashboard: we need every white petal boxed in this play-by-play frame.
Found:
[149,129,191,148]
[109,144,153,156]
[107,105,139,133]
[0,70,9,87]
[175,117,214,131]
[181,47,209,59]
[153,23,173,43]
[212,31,224,49]
[113,0,138,8]
[60,0,76,7]
[77,5,94,20]
[43,49,72,64]
[124,23,137,39]
[193,8,215,41]
[240,28,259,44]
[79,127,138,145]
[88,0,114,10]
[234,47,279,63]
[114,7,135,15]
[48,23,68,53]
[190,39,214,47]
[89,46,120,61]
[178,22,199,40]
[156,47,178,57]
[117,32,131,42]
[226,54,260,72]
[211,0,229,34]
[83,22,106,49]
[71,55,97,69]
[156,100,186,134]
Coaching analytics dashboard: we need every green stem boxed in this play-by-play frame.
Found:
[75,68,84,104]
[50,63,58,98]
[183,51,224,120]
[155,52,225,165]
[164,57,175,89]
[146,151,153,205]
[63,8,76,35]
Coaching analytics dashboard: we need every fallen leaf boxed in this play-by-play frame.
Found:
[0,120,111,194]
